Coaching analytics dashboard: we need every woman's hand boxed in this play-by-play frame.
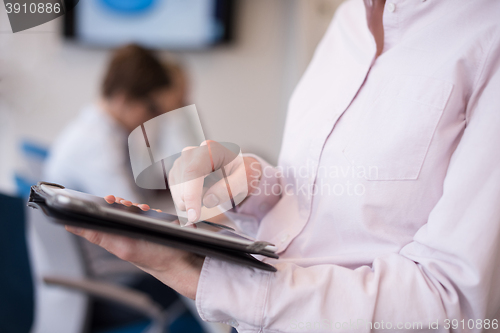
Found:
[168,140,262,224]
[65,195,204,300]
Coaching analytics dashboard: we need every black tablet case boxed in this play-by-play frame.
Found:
[28,182,277,272]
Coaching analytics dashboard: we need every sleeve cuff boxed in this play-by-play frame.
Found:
[236,154,282,221]
[196,257,272,330]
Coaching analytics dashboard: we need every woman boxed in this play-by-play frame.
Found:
[67,0,500,331]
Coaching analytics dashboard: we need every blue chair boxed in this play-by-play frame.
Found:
[0,193,34,333]
[15,140,49,198]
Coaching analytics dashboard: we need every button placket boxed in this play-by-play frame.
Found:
[381,0,400,51]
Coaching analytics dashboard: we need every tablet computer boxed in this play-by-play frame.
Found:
[28,182,278,272]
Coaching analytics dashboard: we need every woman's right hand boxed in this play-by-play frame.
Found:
[168,140,262,224]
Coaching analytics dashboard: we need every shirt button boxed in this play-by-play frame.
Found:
[387,3,396,12]
[228,319,239,327]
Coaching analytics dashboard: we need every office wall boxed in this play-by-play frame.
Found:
[0,0,342,194]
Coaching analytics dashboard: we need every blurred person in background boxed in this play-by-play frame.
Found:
[43,44,201,332]
[44,44,187,203]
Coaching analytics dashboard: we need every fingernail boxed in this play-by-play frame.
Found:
[138,204,150,211]
[187,209,197,223]
[203,194,219,208]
